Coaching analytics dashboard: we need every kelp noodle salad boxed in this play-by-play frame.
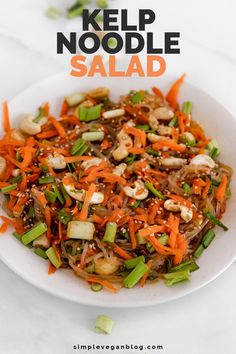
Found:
[0,75,233,292]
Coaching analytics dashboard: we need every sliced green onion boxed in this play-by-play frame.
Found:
[158,233,169,245]
[183,182,191,195]
[39,164,49,173]
[123,261,149,288]
[94,315,114,334]
[34,248,48,259]
[85,263,95,274]
[194,244,205,258]
[130,200,141,209]
[82,131,104,142]
[136,232,146,245]
[1,183,17,194]
[46,247,62,268]
[135,124,150,131]
[91,283,103,292]
[22,222,47,245]
[9,174,22,183]
[204,211,228,231]
[45,7,62,19]
[206,139,220,159]
[168,116,178,127]
[182,101,193,115]
[125,154,137,165]
[164,270,190,286]
[61,184,70,200]
[27,206,35,219]
[45,190,57,203]
[211,177,220,187]
[145,182,165,200]
[202,229,215,248]
[170,259,199,273]
[103,222,117,244]
[66,93,85,107]
[209,147,218,160]
[79,105,101,122]
[52,185,64,204]
[132,91,145,104]
[124,256,145,269]
[146,242,155,253]
[58,209,71,225]
[12,232,22,242]
[33,106,45,123]
[70,138,88,156]
[67,221,95,240]
[96,0,108,8]
[67,3,84,19]
[145,147,159,156]
[38,176,55,184]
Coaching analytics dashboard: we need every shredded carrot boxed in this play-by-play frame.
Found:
[192,178,207,195]
[19,147,36,169]
[86,276,117,293]
[171,126,179,142]
[79,183,96,221]
[188,121,206,141]
[124,125,146,147]
[168,194,192,208]
[128,147,145,154]
[49,117,66,137]
[113,244,132,260]
[100,138,112,150]
[168,214,179,248]
[2,101,10,132]
[152,86,164,99]
[216,175,227,202]
[44,206,51,237]
[60,100,69,116]
[152,139,186,152]
[31,189,47,206]
[92,214,104,224]
[48,262,56,275]
[64,156,91,163]
[124,104,149,123]
[166,74,186,110]
[173,234,187,265]
[36,130,58,139]
[0,222,8,233]
[128,218,137,249]
[19,172,27,191]
[146,236,178,256]
[138,225,166,238]
[140,259,153,287]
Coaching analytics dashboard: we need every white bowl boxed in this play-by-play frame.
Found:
[0,72,235,307]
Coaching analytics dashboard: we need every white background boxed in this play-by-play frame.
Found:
[0,1,236,353]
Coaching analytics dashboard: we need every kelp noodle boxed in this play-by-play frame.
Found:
[0,76,233,292]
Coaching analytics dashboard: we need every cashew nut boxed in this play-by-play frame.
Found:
[81,157,102,171]
[122,180,148,200]
[190,154,215,168]
[160,157,187,169]
[20,114,47,135]
[87,87,109,99]
[94,256,122,275]
[148,114,159,130]
[12,169,20,177]
[147,133,165,143]
[46,154,66,170]
[180,132,195,144]
[153,107,174,120]
[112,129,133,161]
[157,125,172,136]
[0,156,6,176]
[63,174,104,204]
[113,163,127,176]
[11,129,26,142]
[164,199,193,223]
[102,108,125,119]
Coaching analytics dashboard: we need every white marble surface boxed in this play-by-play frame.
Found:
[0,1,236,353]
